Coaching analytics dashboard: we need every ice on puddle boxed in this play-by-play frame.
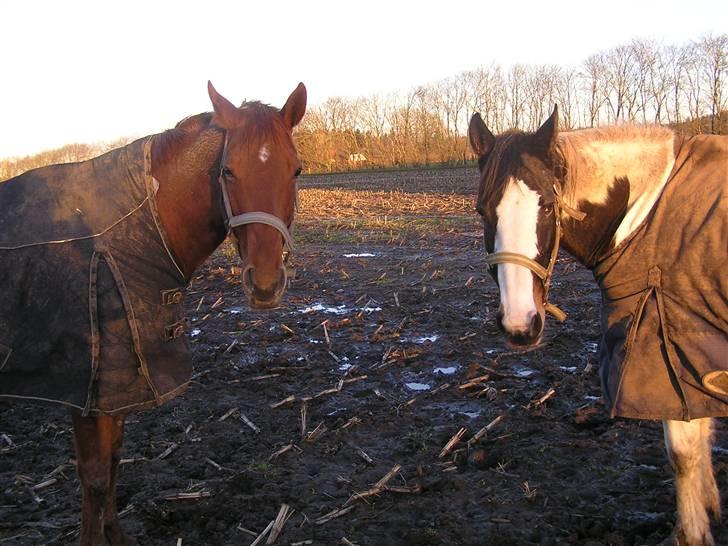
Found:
[401,335,438,344]
[299,303,381,315]
[434,366,458,375]
[300,303,348,315]
[559,366,578,373]
[190,329,202,337]
[512,366,536,378]
[405,382,431,391]
[343,253,377,258]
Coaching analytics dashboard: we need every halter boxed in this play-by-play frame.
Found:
[218,135,296,297]
[483,183,585,322]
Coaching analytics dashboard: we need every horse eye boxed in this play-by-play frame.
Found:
[294,167,302,178]
[222,167,234,179]
[543,205,554,216]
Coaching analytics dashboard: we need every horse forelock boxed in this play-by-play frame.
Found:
[477,132,525,214]
[231,102,292,151]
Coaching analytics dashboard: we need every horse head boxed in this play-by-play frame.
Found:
[468,106,565,348]
[208,82,307,309]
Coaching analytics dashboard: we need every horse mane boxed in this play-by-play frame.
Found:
[555,124,675,204]
[151,102,289,167]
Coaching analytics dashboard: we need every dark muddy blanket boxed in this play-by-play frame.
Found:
[0,138,192,414]
[594,135,728,420]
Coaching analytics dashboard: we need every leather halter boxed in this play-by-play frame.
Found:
[217,135,296,300]
[483,184,585,322]
[218,135,295,254]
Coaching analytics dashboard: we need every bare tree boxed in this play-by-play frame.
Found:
[464,64,507,132]
[507,64,527,128]
[582,53,608,127]
[698,34,728,134]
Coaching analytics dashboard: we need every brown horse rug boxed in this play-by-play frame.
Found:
[595,134,728,421]
[0,138,192,415]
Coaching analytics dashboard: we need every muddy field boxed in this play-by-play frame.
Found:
[1,166,726,545]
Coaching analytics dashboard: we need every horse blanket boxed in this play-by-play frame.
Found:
[0,138,192,415]
[594,134,728,421]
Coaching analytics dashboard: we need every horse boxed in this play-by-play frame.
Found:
[0,81,307,545]
[468,107,727,545]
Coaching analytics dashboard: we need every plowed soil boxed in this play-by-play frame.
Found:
[1,166,726,545]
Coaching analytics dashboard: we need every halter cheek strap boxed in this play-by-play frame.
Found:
[483,184,585,323]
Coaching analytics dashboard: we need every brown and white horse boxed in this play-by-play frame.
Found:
[469,107,726,545]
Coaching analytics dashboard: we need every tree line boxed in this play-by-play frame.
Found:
[2,34,725,180]
[296,34,727,171]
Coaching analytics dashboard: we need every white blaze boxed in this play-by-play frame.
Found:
[258,144,271,163]
[494,178,541,331]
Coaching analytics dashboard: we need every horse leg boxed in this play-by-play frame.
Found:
[663,418,720,545]
[72,411,131,546]
[102,415,134,545]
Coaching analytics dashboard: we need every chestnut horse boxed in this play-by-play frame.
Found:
[0,82,306,544]
[468,108,727,545]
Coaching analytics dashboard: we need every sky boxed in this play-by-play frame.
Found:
[1,0,725,159]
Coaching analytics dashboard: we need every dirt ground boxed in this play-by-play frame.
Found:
[1,166,726,545]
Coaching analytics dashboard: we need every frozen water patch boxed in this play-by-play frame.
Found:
[401,335,439,344]
[405,382,431,391]
[511,366,536,378]
[299,303,381,315]
[583,395,600,401]
[300,303,348,315]
[338,357,352,371]
[190,329,202,337]
[227,306,245,314]
[627,511,662,522]
[434,366,458,375]
[461,411,481,419]
[585,342,599,353]
[559,366,578,373]
[343,253,377,258]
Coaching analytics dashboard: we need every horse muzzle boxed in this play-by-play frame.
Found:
[496,306,544,348]
[241,263,288,309]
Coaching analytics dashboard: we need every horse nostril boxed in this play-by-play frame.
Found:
[529,313,543,339]
[495,307,505,331]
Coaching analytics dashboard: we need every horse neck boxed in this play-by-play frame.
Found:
[151,126,227,280]
[557,127,676,268]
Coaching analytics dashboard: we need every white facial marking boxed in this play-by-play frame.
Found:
[495,177,541,332]
[258,143,270,164]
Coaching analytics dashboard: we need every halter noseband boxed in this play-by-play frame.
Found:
[483,183,585,322]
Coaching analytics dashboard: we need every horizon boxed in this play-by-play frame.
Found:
[1,0,726,159]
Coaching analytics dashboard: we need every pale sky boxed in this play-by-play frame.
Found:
[1,0,725,158]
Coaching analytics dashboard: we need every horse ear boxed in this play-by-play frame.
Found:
[533,104,559,155]
[280,82,307,129]
[468,113,495,157]
[207,81,239,128]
